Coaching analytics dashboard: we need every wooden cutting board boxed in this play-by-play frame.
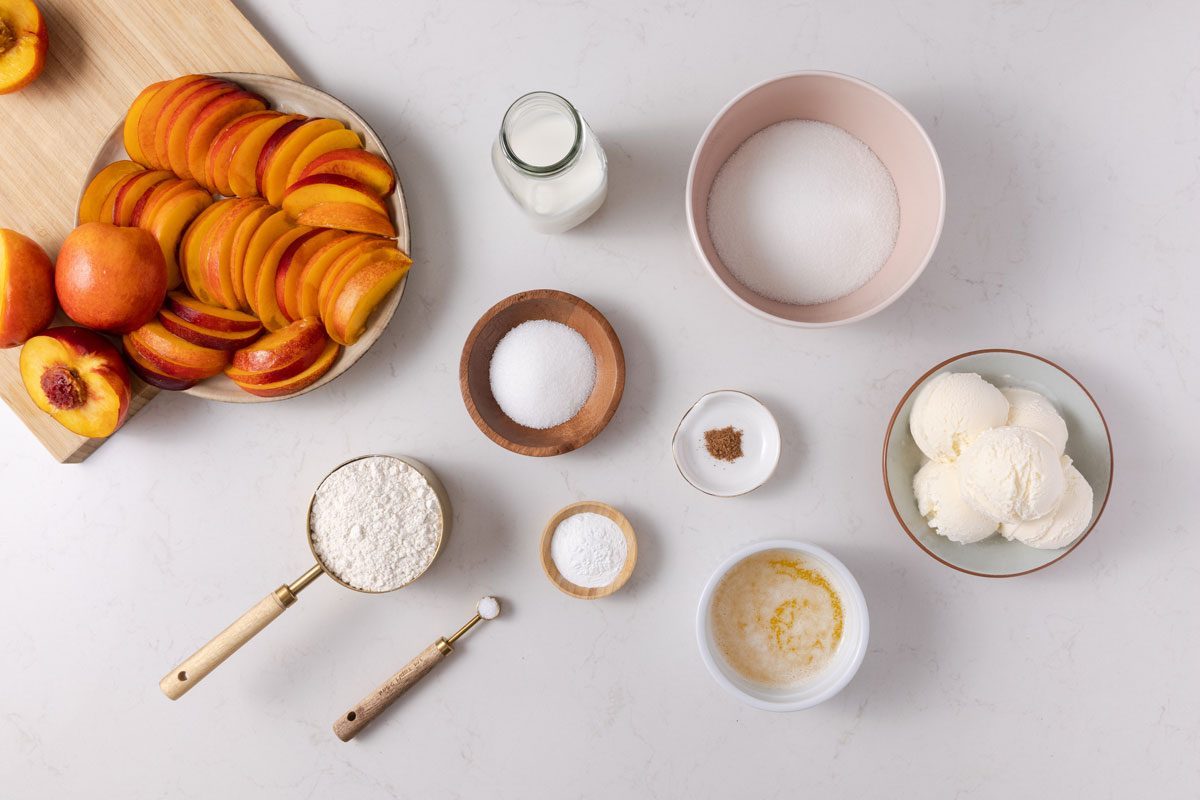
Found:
[0,0,296,462]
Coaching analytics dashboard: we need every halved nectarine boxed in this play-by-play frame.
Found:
[230,340,339,398]
[123,81,166,166]
[229,113,301,197]
[296,202,396,237]
[205,110,277,196]
[282,174,387,219]
[324,252,410,346]
[297,148,396,196]
[229,316,325,378]
[165,291,261,333]
[0,0,48,95]
[21,326,132,436]
[186,90,268,186]
[275,228,344,323]
[260,118,344,205]
[79,161,145,224]
[124,319,228,380]
[0,228,55,347]
[285,129,362,189]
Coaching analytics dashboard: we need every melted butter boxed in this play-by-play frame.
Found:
[710,549,844,687]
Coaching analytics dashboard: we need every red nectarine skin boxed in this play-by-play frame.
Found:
[0,228,56,347]
[231,340,339,398]
[255,117,307,196]
[231,317,326,374]
[56,223,168,334]
[20,326,132,437]
[297,148,396,196]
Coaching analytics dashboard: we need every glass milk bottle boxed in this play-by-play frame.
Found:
[491,92,608,234]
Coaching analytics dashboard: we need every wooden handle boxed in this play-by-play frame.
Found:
[333,639,450,741]
[159,587,294,700]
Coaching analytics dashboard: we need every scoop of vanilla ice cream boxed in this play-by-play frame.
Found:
[1000,462,1094,549]
[958,426,1067,523]
[913,460,998,543]
[910,372,1010,462]
[1001,387,1068,456]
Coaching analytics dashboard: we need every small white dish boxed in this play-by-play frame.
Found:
[672,390,781,497]
[696,540,869,711]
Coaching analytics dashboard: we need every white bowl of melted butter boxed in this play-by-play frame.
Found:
[696,540,869,711]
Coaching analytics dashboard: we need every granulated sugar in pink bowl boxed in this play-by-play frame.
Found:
[686,71,945,327]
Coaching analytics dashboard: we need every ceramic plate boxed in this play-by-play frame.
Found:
[883,349,1113,577]
[672,390,781,496]
[77,72,410,403]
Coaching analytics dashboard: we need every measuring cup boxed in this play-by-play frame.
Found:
[160,454,451,700]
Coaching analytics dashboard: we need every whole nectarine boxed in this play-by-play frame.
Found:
[0,228,55,347]
[56,222,167,333]
[0,0,49,95]
[20,327,132,437]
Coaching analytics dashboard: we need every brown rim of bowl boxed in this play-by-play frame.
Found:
[458,289,625,457]
[306,454,450,593]
[882,348,1114,579]
[670,389,781,498]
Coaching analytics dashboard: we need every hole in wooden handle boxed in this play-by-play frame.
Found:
[177,671,188,681]
[346,711,356,721]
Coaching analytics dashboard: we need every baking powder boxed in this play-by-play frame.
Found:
[550,512,626,588]
[309,457,443,592]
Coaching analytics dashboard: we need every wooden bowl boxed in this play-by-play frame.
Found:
[539,501,637,599]
[459,289,625,457]
[78,72,410,403]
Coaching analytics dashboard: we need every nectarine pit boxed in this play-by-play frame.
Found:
[40,364,87,410]
[0,20,14,55]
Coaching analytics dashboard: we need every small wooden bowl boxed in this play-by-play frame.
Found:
[460,289,625,457]
[540,501,638,599]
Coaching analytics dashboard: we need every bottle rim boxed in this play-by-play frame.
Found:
[499,91,583,176]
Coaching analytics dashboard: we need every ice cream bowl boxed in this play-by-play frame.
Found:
[686,71,944,327]
[696,540,869,711]
[883,349,1113,578]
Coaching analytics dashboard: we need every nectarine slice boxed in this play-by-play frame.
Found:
[286,129,362,189]
[296,202,396,237]
[157,78,231,178]
[230,340,339,398]
[255,226,318,331]
[202,197,268,309]
[135,178,199,232]
[205,110,277,196]
[275,229,344,324]
[128,177,181,228]
[142,187,213,290]
[316,239,401,321]
[229,316,325,378]
[123,337,198,390]
[165,291,261,333]
[159,308,263,351]
[179,198,235,305]
[325,253,410,346]
[137,74,209,170]
[79,161,145,224]
[0,0,48,95]
[0,228,55,347]
[124,319,228,380]
[282,174,387,219]
[241,210,294,315]
[110,169,173,226]
[260,118,345,206]
[252,117,308,197]
[187,91,268,187]
[295,233,369,320]
[227,204,277,311]
[123,81,167,166]
[298,148,396,196]
[20,327,132,437]
[229,113,302,198]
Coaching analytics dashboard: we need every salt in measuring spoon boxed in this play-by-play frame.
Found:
[159,454,450,700]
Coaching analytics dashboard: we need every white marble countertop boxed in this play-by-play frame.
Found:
[3,0,1198,796]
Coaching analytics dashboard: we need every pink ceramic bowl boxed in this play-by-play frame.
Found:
[686,71,945,327]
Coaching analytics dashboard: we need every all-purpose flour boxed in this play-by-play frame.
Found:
[309,457,443,592]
